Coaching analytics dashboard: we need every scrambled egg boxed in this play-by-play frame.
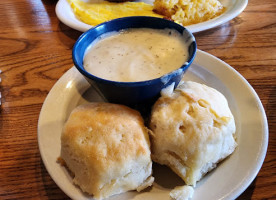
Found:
[68,0,163,26]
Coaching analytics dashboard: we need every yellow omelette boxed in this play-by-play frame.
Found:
[68,0,163,26]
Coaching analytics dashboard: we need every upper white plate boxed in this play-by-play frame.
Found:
[55,0,248,33]
[38,50,268,200]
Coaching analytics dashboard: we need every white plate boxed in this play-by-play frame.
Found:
[55,0,248,33]
[38,50,268,200]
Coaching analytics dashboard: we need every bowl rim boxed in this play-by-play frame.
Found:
[72,16,197,87]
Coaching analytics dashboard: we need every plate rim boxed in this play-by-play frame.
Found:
[37,49,268,200]
[193,50,269,199]
[55,0,248,33]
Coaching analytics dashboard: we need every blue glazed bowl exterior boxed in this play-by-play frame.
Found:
[73,16,197,106]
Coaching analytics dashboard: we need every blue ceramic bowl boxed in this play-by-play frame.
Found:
[73,16,197,106]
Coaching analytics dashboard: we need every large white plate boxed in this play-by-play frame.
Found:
[38,50,268,200]
[55,0,248,33]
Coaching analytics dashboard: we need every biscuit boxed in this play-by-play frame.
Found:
[170,185,194,200]
[61,102,154,199]
[150,81,237,186]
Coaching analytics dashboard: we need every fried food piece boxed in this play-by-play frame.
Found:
[153,0,224,26]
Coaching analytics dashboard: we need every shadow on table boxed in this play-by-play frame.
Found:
[57,22,83,47]
[236,178,256,200]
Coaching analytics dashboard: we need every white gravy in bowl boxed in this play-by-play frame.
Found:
[83,28,189,82]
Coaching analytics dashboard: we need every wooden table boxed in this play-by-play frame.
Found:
[0,0,275,199]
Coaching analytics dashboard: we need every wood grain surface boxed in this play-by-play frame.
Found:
[0,0,275,199]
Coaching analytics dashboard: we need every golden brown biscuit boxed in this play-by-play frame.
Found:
[150,81,237,186]
[61,102,153,200]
